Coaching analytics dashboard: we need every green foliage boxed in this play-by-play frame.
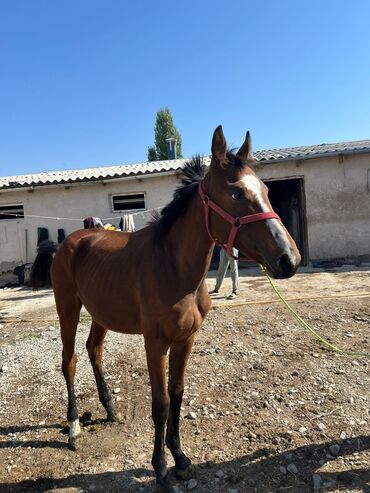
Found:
[147,146,157,161]
[149,107,183,160]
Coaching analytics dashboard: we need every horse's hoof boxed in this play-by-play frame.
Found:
[68,438,78,451]
[174,463,194,481]
[107,411,123,423]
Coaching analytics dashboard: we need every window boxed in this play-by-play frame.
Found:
[111,193,146,212]
[0,204,24,220]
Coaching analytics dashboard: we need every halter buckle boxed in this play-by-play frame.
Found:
[234,217,241,228]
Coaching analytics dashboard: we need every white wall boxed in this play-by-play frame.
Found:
[257,152,370,260]
[0,220,25,272]
[0,173,178,273]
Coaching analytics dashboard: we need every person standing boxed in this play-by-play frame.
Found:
[209,247,239,299]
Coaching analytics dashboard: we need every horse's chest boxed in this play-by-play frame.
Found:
[160,302,205,341]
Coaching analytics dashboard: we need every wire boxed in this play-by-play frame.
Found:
[259,264,370,360]
[0,206,163,222]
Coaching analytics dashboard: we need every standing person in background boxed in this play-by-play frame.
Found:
[209,247,239,299]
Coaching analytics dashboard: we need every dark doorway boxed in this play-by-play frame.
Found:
[265,177,308,265]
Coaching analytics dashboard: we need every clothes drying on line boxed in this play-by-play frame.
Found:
[83,217,104,229]
[119,214,135,232]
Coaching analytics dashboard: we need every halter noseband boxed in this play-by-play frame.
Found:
[198,180,281,262]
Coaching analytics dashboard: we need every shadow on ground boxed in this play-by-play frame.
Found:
[1,436,369,492]
[1,293,52,302]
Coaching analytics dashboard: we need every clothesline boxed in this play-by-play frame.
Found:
[0,206,163,222]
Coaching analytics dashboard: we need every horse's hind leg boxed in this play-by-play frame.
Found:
[58,297,82,451]
[86,320,122,422]
[166,335,195,478]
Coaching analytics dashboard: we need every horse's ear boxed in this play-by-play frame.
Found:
[211,125,227,162]
[236,130,253,160]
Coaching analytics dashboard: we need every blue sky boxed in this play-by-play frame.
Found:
[0,0,369,176]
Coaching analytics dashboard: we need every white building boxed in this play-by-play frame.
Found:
[1,139,370,274]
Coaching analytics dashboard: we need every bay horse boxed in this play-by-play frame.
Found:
[31,126,301,491]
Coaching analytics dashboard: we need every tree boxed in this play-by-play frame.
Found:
[147,146,157,161]
[147,107,183,161]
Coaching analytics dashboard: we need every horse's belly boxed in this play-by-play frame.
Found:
[82,299,142,335]
[107,324,142,335]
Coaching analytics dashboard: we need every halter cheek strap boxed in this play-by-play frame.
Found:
[198,180,281,262]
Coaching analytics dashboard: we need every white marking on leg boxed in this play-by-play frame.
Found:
[68,419,81,440]
[241,175,297,264]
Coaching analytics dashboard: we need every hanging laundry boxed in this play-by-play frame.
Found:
[103,224,117,231]
[83,217,104,229]
[57,228,66,243]
[37,227,49,245]
[119,214,135,232]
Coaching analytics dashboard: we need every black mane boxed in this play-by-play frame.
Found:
[226,149,250,169]
[150,155,207,241]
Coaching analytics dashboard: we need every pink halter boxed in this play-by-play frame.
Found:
[199,180,281,261]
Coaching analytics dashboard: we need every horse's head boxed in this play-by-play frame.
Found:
[204,125,301,279]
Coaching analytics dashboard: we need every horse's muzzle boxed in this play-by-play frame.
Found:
[268,252,300,279]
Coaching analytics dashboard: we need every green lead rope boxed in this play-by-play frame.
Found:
[259,265,370,360]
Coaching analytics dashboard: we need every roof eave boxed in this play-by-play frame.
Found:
[255,147,370,166]
[0,168,179,192]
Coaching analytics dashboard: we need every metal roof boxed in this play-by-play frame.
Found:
[1,139,370,191]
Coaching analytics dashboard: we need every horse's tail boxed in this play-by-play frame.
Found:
[30,240,58,290]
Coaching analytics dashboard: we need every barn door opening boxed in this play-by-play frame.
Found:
[265,177,308,266]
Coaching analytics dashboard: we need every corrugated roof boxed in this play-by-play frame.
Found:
[254,139,370,162]
[1,139,369,191]
[0,159,190,190]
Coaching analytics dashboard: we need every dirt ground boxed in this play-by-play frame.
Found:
[0,267,369,493]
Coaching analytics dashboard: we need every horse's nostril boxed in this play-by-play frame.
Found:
[279,253,295,275]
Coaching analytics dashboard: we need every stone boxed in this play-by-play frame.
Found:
[312,474,322,491]
[322,480,337,488]
[287,463,298,474]
[187,478,198,490]
[215,469,225,479]
[298,426,307,434]
[316,422,326,431]
[329,444,340,456]
[185,411,197,420]
[113,387,121,394]
[279,466,287,474]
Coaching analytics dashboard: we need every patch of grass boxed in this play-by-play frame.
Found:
[23,332,43,340]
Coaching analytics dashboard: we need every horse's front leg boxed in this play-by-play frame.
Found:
[145,336,172,492]
[166,335,195,479]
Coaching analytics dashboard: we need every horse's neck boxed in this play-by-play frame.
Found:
[166,193,214,290]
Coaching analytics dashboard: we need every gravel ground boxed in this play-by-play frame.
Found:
[0,268,369,493]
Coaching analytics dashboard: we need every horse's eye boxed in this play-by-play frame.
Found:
[231,191,244,200]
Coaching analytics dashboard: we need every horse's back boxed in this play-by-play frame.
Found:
[53,229,131,271]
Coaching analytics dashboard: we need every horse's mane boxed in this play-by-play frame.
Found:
[225,149,250,169]
[150,155,207,241]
